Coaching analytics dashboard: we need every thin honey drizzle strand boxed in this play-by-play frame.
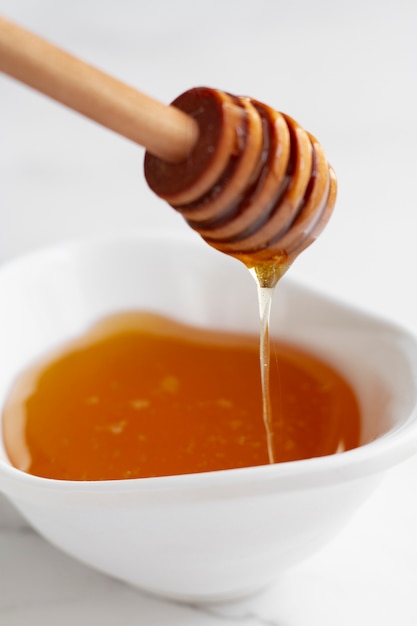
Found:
[249,260,291,464]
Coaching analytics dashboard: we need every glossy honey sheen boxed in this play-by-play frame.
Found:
[2,312,361,481]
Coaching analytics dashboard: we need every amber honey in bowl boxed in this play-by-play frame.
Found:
[2,311,361,481]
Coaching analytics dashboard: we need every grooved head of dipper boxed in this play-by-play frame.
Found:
[144,87,336,271]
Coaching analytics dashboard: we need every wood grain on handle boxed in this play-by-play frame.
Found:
[0,16,199,162]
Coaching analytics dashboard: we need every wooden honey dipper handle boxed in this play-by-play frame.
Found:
[0,16,199,163]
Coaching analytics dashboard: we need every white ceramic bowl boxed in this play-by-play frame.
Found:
[1,233,417,602]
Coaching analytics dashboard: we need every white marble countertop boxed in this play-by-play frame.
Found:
[1,1,417,623]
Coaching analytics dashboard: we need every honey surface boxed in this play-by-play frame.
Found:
[2,312,360,481]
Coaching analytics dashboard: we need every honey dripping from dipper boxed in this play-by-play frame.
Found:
[3,89,349,479]
[0,72,344,476]
[145,87,336,464]
[0,22,353,474]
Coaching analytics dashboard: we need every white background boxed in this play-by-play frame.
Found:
[1,1,417,624]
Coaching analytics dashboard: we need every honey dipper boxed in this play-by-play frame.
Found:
[0,16,336,271]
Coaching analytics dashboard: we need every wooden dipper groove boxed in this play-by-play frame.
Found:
[144,87,336,266]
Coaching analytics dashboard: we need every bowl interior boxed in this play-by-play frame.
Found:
[0,233,416,469]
